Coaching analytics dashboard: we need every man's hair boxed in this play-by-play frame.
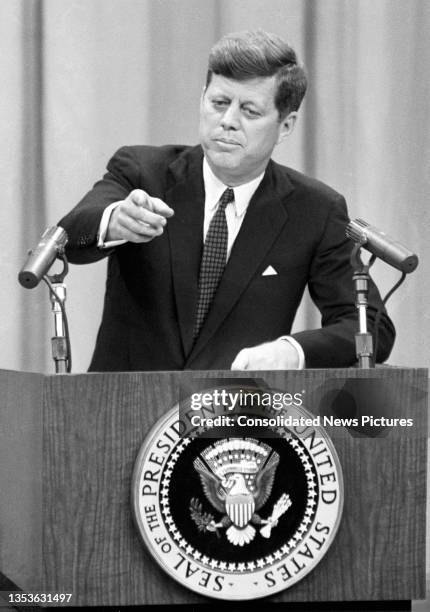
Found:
[206,30,307,118]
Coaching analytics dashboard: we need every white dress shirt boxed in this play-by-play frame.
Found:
[98,157,305,368]
[202,158,263,258]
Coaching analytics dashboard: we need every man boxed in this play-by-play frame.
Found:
[59,30,395,372]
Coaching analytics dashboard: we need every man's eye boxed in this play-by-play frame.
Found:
[243,107,260,117]
[212,100,228,108]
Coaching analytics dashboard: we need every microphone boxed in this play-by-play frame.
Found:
[18,226,68,289]
[346,218,418,273]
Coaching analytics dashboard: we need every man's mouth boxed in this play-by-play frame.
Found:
[213,138,242,148]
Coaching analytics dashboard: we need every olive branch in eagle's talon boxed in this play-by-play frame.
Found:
[190,497,221,537]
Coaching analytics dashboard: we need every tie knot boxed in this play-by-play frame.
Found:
[219,187,235,210]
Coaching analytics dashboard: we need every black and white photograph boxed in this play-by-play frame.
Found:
[0,1,428,610]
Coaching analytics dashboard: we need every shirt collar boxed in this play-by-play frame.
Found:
[203,157,265,217]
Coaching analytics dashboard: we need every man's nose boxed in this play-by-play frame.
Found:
[220,104,240,130]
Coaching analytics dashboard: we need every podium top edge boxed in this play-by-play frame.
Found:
[0,366,428,378]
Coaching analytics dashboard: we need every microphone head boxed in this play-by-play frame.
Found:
[400,253,419,274]
[345,219,370,245]
[18,268,40,289]
[18,226,68,289]
[346,218,418,273]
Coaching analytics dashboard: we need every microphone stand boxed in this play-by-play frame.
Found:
[43,254,71,374]
[351,245,376,369]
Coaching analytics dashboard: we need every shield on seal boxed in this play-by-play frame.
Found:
[226,494,255,527]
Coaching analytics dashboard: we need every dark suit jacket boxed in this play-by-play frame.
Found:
[59,144,395,371]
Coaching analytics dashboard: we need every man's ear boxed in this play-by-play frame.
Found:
[277,111,298,144]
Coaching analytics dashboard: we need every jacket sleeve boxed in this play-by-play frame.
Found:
[291,195,396,366]
[58,147,142,264]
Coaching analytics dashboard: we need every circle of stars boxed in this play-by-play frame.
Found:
[157,434,319,574]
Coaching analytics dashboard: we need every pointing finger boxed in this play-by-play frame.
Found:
[127,190,174,219]
[150,197,174,218]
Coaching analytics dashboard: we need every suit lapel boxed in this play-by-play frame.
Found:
[165,146,205,357]
[187,161,294,364]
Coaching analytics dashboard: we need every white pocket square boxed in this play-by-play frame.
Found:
[262,265,278,276]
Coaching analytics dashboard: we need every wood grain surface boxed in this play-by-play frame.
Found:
[0,369,43,592]
[0,368,427,605]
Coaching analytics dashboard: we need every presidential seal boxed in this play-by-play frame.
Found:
[132,404,343,600]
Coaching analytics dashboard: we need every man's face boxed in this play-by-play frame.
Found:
[199,73,296,186]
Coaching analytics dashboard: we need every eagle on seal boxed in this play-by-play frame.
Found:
[192,438,280,546]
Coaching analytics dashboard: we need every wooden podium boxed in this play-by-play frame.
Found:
[0,368,427,606]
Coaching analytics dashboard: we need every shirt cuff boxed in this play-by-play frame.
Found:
[278,336,306,369]
[97,201,127,249]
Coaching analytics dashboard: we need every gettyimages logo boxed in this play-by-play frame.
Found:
[132,392,344,600]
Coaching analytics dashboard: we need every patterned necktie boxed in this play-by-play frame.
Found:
[193,187,234,340]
